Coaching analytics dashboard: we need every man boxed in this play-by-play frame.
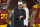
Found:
[23,1,29,27]
[0,4,9,27]
[32,0,40,27]
[14,1,26,27]
[31,2,38,27]
[10,10,14,27]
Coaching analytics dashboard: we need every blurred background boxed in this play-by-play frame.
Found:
[0,0,40,27]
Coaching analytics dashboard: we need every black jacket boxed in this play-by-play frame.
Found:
[14,8,26,27]
[14,8,26,21]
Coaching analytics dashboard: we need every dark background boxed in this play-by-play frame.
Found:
[7,0,38,9]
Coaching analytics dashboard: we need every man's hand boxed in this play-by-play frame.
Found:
[19,15,24,20]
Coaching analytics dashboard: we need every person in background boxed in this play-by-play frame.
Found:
[10,10,14,27]
[31,2,38,27]
[0,4,9,27]
[23,1,29,27]
[31,0,40,27]
[14,1,26,27]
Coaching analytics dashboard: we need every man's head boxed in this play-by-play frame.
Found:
[18,2,23,9]
[2,4,7,9]
[0,4,7,9]
[23,1,28,7]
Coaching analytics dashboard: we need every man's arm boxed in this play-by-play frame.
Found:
[21,10,26,20]
[31,10,37,26]
[14,9,19,20]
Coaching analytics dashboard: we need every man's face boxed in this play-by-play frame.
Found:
[18,4,23,8]
[23,4,27,7]
[2,4,7,9]
[3,6,5,9]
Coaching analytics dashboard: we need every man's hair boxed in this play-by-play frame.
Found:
[23,1,28,4]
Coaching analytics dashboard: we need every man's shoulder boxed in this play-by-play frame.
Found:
[14,8,18,10]
[23,8,29,10]
[22,9,24,10]
[22,9,25,10]
[14,8,18,12]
